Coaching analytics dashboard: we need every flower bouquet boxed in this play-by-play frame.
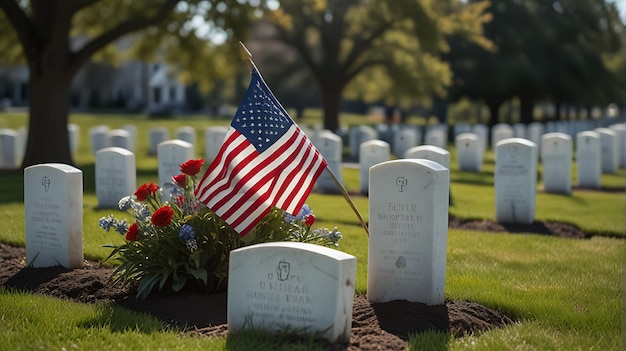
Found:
[99,159,341,299]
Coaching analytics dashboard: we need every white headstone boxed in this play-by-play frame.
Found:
[491,124,514,149]
[107,129,132,151]
[148,127,169,156]
[527,122,544,155]
[314,131,343,193]
[455,132,484,172]
[424,128,447,149]
[89,125,110,155]
[349,125,377,159]
[24,163,83,269]
[368,159,449,305]
[0,128,20,170]
[454,123,472,137]
[393,128,419,159]
[157,139,195,189]
[68,124,80,157]
[176,126,196,146]
[495,138,538,224]
[204,126,229,163]
[120,124,137,152]
[228,242,356,343]
[576,131,601,189]
[608,123,625,168]
[404,145,450,169]
[359,140,390,195]
[541,133,572,195]
[472,124,488,152]
[594,128,619,174]
[96,147,137,208]
[513,123,527,139]
[17,126,27,162]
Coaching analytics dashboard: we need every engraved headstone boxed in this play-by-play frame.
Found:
[393,128,419,159]
[359,140,390,195]
[148,127,169,156]
[455,132,483,172]
[24,163,83,269]
[541,133,572,195]
[228,242,356,343]
[204,126,228,163]
[472,124,488,152]
[368,159,449,305]
[513,123,527,139]
[576,131,601,189]
[608,123,625,168]
[120,124,137,152]
[594,128,619,174]
[314,131,342,193]
[404,145,450,169]
[491,123,514,149]
[157,139,195,189]
[96,147,136,208]
[424,127,447,149]
[0,128,20,170]
[89,125,110,155]
[495,138,538,224]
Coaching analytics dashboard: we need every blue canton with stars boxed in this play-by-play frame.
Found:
[231,70,294,153]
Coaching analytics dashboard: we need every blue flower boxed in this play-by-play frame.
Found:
[179,224,196,241]
[132,202,150,221]
[115,219,128,235]
[98,215,114,231]
[118,196,132,211]
[295,204,312,221]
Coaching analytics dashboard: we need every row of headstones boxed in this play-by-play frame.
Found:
[23,158,450,343]
[0,125,80,170]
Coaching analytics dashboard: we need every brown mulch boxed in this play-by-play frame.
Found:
[0,218,589,349]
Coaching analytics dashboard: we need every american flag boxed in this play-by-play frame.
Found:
[194,68,328,235]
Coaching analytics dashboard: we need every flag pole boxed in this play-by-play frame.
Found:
[238,42,369,237]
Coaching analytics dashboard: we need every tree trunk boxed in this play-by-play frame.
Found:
[320,83,342,132]
[486,99,503,127]
[22,67,73,168]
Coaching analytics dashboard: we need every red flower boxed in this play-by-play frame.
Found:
[151,206,174,227]
[304,214,316,227]
[134,183,159,201]
[173,174,187,187]
[180,159,204,176]
[126,223,139,241]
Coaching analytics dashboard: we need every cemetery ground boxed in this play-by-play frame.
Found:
[0,112,624,350]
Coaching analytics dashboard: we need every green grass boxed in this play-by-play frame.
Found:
[0,112,624,350]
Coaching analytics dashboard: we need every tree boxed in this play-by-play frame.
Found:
[0,0,262,168]
[254,0,491,131]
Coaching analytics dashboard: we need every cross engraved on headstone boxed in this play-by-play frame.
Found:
[396,176,407,192]
[42,176,50,192]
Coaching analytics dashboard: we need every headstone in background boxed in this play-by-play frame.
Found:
[424,127,447,149]
[349,125,378,160]
[24,163,83,269]
[608,123,625,168]
[176,125,196,146]
[89,125,110,155]
[157,139,195,190]
[455,132,483,172]
[472,124,488,152]
[17,126,27,163]
[527,122,544,158]
[0,128,20,170]
[107,129,132,151]
[314,131,343,193]
[368,159,449,305]
[594,127,619,174]
[68,124,80,157]
[495,138,538,224]
[453,123,472,137]
[576,131,601,189]
[148,127,169,156]
[491,123,514,149]
[204,126,229,163]
[120,124,137,152]
[228,242,356,343]
[359,140,390,195]
[393,128,419,159]
[513,123,527,139]
[96,147,136,208]
[541,133,572,195]
[404,145,450,170]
